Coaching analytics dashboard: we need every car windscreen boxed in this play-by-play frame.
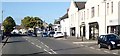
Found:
[43,33,47,35]
[56,32,62,34]
[107,35,120,40]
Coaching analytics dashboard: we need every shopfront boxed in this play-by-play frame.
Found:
[107,25,120,36]
[89,22,99,40]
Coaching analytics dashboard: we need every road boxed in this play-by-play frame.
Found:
[2,36,119,56]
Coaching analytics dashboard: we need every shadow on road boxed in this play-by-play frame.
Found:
[2,40,25,43]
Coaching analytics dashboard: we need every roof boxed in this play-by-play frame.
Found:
[74,2,86,10]
[60,13,68,20]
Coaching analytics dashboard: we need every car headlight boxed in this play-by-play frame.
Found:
[111,41,115,44]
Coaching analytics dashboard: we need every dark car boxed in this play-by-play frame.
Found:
[27,30,36,37]
[98,34,120,50]
[42,32,48,37]
[48,31,55,37]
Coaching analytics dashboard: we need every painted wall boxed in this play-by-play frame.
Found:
[60,18,70,36]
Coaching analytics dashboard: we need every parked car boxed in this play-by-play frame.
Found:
[48,31,55,37]
[54,32,64,38]
[27,30,36,37]
[42,32,48,37]
[98,34,120,50]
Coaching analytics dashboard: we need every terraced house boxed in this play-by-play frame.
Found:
[60,0,120,40]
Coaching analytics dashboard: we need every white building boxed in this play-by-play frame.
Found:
[60,13,70,36]
[84,0,120,40]
[60,0,120,40]
[68,1,86,37]
[52,24,61,32]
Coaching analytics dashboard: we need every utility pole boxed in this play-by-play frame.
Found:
[1,10,4,40]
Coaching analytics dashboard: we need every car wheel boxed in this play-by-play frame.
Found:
[108,45,112,50]
[98,44,102,48]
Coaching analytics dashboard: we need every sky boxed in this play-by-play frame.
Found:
[1,0,87,25]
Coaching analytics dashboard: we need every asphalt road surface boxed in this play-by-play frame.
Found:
[2,36,119,56]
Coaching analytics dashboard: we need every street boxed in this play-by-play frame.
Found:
[2,36,119,56]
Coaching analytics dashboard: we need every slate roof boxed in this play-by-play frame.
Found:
[60,13,68,20]
[74,2,86,10]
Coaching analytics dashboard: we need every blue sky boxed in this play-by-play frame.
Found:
[2,2,70,25]
[1,0,87,25]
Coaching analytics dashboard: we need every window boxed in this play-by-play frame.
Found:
[81,12,83,20]
[107,3,109,15]
[91,7,95,18]
[98,5,99,16]
[111,2,113,14]
[87,9,89,19]
[84,11,85,20]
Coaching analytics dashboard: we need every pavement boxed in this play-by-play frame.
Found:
[52,36,97,44]
[0,37,10,56]
[50,36,119,55]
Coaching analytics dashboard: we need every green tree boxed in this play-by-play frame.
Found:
[21,16,43,29]
[3,16,16,33]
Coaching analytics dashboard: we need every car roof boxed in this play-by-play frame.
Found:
[100,33,117,36]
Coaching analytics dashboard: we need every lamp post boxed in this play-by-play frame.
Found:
[1,10,4,40]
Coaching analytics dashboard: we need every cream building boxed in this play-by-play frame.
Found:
[85,0,120,40]
[68,0,86,37]
[60,0,120,40]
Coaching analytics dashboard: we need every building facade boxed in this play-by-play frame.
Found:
[60,13,70,36]
[59,0,120,40]
[85,0,120,40]
[68,1,86,37]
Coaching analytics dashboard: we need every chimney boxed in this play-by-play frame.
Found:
[67,8,69,13]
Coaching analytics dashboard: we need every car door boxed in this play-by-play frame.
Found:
[102,36,108,47]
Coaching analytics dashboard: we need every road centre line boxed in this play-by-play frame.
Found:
[45,45,49,48]
[50,49,57,54]
[36,45,41,48]
[44,49,52,54]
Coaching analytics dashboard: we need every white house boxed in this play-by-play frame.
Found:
[59,0,120,40]
[60,13,70,36]
[68,0,86,37]
[52,24,61,32]
[84,0,120,40]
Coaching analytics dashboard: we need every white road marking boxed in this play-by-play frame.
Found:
[104,51,110,53]
[96,49,101,51]
[90,47,95,49]
[50,49,57,54]
[44,49,52,54]
[36,45,41,48]
[24,37,57,54]
[45,45,49,48]
[31,42,35,45]
[113,53,117,54]
[80,44,84,46]
[41,42,44,44]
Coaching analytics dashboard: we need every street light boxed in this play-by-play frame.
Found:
[1,10,4,40]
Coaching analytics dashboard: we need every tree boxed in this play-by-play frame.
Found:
[3,16,16,34]
[21,16,43,29]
